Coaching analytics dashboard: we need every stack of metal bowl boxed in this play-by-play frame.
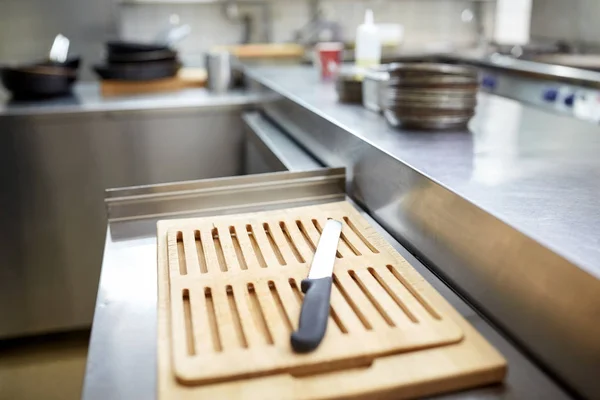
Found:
[383,63,479,130]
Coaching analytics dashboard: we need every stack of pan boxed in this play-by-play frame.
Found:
[93,41,180,81]
[383,63,479,130]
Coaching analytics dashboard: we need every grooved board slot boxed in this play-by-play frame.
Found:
[164,202,468,386]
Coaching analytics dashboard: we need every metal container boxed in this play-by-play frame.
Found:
[362,66,389,113]
[205,51,233,93]
[335,69,363,103]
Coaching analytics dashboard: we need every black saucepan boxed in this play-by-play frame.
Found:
[93,60,181,81]
[1,65,77,99]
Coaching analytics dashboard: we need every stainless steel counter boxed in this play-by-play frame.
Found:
[0,82,267,117]
[82,104,584,399]
[244,65,600,398]
[248,66,600,280]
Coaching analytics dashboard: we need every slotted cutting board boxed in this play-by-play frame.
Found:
[157,201,506,399]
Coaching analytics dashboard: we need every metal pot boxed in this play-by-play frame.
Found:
[362,66,389,113]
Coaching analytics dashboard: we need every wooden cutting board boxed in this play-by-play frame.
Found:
[157,201,506,399]
[212,44,305,60]
[100,68,206,97]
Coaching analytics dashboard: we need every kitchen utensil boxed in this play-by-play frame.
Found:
[30,56,80,87]
[315,42,343,80]
[387,62,478,78]
[384,91,479,106]
[362,65,389,112]
[38,55,81,70]
[1,65,76,99]
[107,49,177,64]
[93,60,180,81]
[387,74,478,88]
[384,62,479,130]
[384,109,474,130]
[335,69,363,103]
[157,201,506,399]
[104,24,189,62]
[49,34,70,63]
[385,99,478,112]
[106,41,169,54]
[291,219,342,353]
[163,202,464,384]
[205,51,232,93]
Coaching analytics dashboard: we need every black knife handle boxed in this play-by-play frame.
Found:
[291,277,333,353]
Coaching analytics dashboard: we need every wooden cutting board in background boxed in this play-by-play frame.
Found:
[212,43,305,60]
[100,68,206,97]
[157,201,506,399]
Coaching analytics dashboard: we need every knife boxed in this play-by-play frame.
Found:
[291,219,342,353]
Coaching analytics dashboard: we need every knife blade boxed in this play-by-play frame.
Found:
[291,219,342,353]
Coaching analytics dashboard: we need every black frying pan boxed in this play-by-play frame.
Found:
[107,49,177,63]
[106,40,169,54]
[1,65,77,99]
[93,60,180,81]
[37,55,81,70]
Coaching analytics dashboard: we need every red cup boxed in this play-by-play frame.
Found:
[315,42,344,80]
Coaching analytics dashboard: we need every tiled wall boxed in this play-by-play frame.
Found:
[119,0,488,66]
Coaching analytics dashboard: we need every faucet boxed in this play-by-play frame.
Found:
[293,0,342,45]
[222,0,272,44]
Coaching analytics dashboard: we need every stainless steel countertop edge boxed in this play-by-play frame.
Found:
[244,67,598,279]
[0,83,274,118]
